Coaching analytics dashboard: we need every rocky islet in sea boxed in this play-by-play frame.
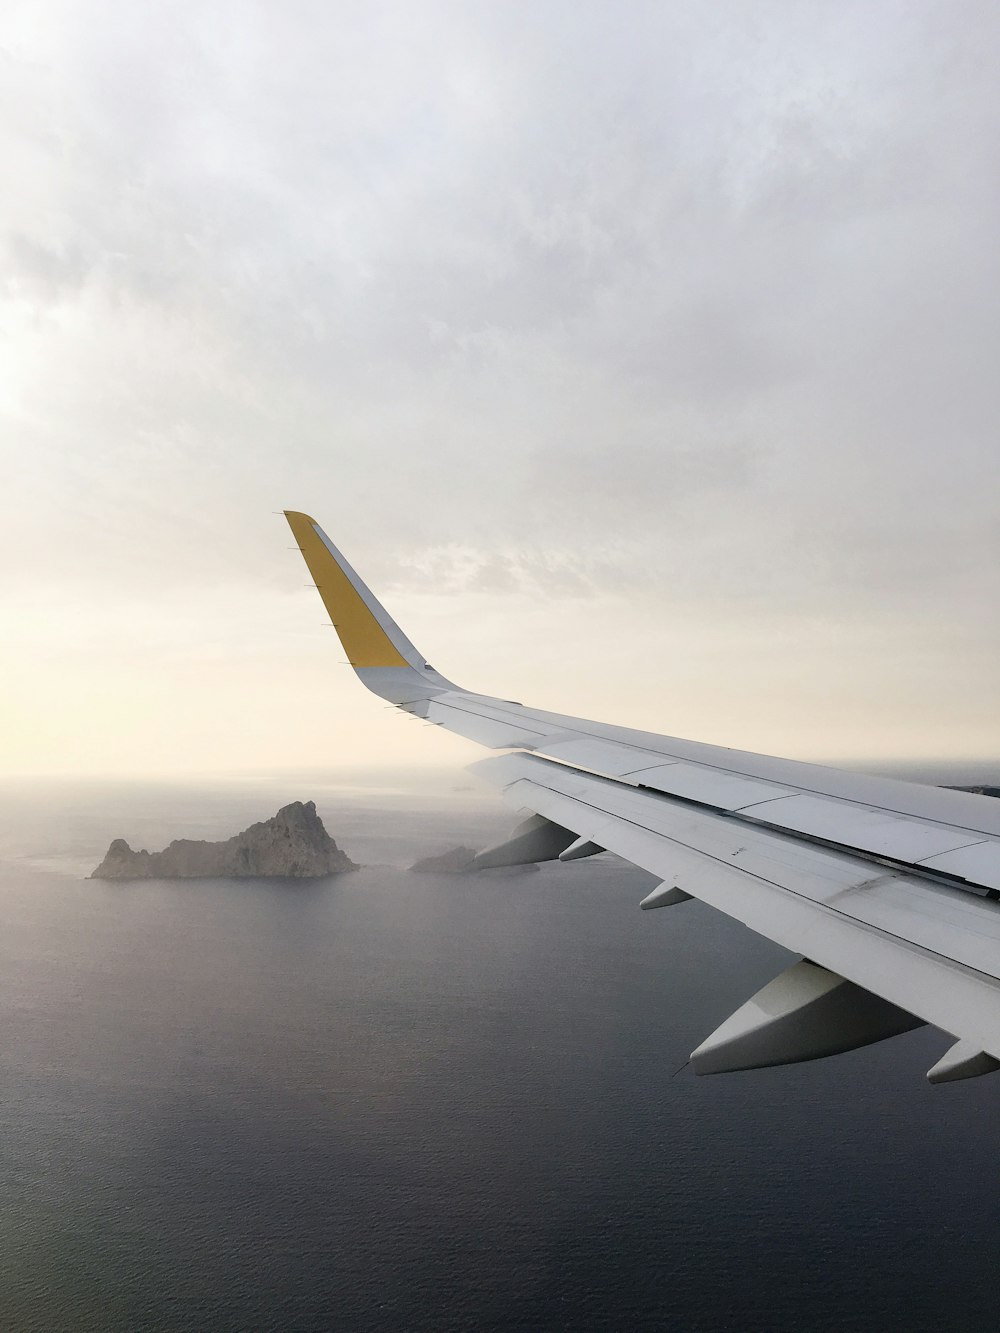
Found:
[91,800,359,880]
[408,846,480,874]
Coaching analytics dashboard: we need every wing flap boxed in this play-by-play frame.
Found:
[920,841,999,886]
[739,792,995,873]
[421,694,1000,892]
[473,751,1000,1060]
[418,693,1000,840]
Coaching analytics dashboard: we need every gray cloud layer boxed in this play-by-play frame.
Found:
[2,1,998,768]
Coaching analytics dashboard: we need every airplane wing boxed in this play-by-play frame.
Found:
[284,510,1000,1085]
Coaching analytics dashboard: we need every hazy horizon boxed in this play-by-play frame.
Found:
[3,756,998,794]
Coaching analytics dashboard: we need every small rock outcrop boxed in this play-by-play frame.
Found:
[91,801,358,880]
[409,846,479,874]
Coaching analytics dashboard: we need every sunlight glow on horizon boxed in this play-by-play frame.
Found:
[2,3,998,777]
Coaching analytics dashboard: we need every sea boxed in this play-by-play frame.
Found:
[0,762,998,1333]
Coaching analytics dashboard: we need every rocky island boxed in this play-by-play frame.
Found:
[408,846,479,874]
[91,800,358,880]
[407,845,539,876]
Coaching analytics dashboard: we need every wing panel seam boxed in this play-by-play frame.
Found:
[513,766,1000,988]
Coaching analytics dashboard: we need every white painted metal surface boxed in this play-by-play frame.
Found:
[472,813,577,869]
[558,837,605,862]
[535,737,665,778]
[917,841,999,890]
[418,691,1000,840]
[689,960,923,1074]
[471,751,1000,1063]
[926,1039,1000,1084]
[639,883,693,910]
[740,793,991,866]
[417,691,1000,892]
[633,764,793,811]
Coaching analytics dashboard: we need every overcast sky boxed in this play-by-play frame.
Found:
[2,0,998,776]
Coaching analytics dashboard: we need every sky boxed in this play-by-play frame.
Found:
[2,0,999,777]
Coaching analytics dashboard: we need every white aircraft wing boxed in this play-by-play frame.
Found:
[285,511,1000,1085]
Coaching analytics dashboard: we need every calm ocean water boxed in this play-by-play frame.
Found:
[0,766,998,1332]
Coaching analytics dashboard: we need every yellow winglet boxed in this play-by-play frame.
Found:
[284,510,411,669]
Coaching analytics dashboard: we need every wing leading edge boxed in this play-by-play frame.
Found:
[284,511,1000,1084]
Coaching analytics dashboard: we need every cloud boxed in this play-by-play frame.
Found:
[2,0,999,769]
